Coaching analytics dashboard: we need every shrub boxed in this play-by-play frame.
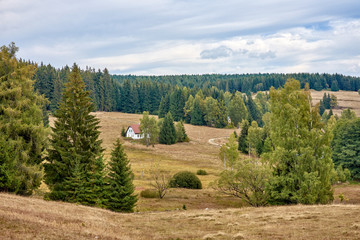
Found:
[196,169,208,175]
[140,189,159,198]
[169,171,202,189]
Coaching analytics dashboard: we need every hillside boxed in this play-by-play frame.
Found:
[1,192,360,240]
[6,90,360,239]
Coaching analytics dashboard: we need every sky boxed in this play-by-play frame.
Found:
[1,0,360,76]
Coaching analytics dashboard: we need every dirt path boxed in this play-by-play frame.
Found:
[208,137,229,146]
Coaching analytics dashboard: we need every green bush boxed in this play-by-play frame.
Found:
[196,169,208,175]
[140,189,159,198]
[169,171,202,189]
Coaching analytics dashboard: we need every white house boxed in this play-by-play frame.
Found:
[126,124,144,139]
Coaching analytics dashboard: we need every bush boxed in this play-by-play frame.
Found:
[196,169,208,175]
[140,189,159,198]
[169,171,202,189]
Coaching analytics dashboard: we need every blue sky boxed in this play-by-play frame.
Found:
[1,0,360,75]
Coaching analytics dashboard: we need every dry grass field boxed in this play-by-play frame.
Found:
[4,90,359,239]
[1,192,360,240]
[311,90,360,116]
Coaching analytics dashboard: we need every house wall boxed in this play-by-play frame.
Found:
[126,127,144,139]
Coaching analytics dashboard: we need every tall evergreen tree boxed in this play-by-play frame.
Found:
[0,43,48,195]
[169,87,186,121]
[175,121,189,142]
[104,139,137,212]
[238,120,249,154]
[158,94,170,118]
[44,63,105,205]
[190,97,205,125]
[266,79,333,205]
[159,112,177,145]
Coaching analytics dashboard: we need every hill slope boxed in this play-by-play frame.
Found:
[1,193,360,240]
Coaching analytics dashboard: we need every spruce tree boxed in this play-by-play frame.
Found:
[190,98,205,125]
[159,112,177,145]
[0,43,48,195]
[104,139,137,212]
[238,120,249,154]
[175,121,189,142]
[44,63,105,205]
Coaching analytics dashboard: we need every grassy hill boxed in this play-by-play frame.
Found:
[1,192,360,239]
[3,90,360,239]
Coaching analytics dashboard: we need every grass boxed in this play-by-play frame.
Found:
[310,90,360,116]
[1,192,360,239]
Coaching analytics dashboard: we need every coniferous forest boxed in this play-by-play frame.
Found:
[33,63,360,128]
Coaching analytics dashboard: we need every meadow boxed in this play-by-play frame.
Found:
[2,90,360,239]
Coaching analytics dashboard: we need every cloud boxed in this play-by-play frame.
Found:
[200,46,233,59]
[1,0,360,75]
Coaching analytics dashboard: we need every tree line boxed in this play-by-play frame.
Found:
[33,63,360,129]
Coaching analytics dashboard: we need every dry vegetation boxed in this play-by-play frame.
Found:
[311,90,360,116]
[1,192,360,239]
[4,90,360,239]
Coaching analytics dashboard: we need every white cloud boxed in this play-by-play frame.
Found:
[1,0,360,75]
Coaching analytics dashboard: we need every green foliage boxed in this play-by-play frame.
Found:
[121,126,127,137]
[238,120,249,154]
[323,93,331,109]
[266,79,334,205]
[215,158,271,207]
[140,189,159,198]
[248,121,264,157]
[196,169,208,175]
[140,111,159,147]
[331,80,339,91]
[190,97,205,125]
[169,87,186,121]
[0,43,48,195]
[159,112,177,145]
[44,64,106,206]
[169,171,202,189]
[332,117,360,179]
[104,139,137,212]
[228,93,247,127]
[175,121,189,142]
[158,94,170,119]
[219,133,239,170]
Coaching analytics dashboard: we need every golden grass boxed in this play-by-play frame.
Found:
[1,192,360,239]
[48,112,240,211]
[310,90,360,116]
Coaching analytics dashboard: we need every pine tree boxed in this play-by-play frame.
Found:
[238,120,249,154]
[266,79,333,205]
[190,98,205,125]
[0,43,48,195]
[158,94,170,118]
[175,121,189,142]
[104,139,137,212]
[159,112,177,145]
[44,63,105,205]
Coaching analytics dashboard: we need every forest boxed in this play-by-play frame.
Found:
[33,63,360,128]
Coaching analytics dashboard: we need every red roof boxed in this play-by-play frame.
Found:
[129,124,141,134]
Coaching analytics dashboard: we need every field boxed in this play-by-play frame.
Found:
[311,90,360,116]
[3,90,360,239]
